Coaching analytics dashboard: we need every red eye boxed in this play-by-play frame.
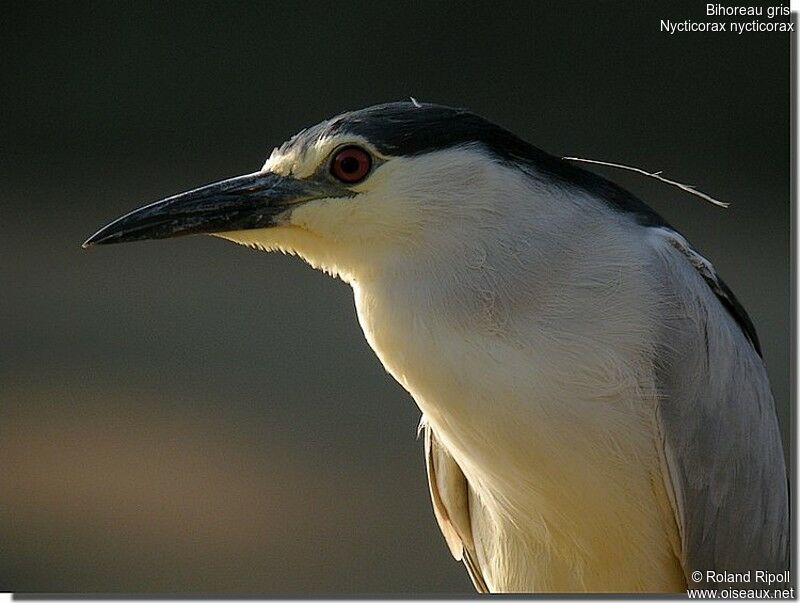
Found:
[330,146,372,183]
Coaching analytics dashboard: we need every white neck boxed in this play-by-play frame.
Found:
[220,155,684,589]
[348,184,683,591]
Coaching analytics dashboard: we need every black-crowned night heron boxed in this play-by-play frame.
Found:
[83,102,788,593]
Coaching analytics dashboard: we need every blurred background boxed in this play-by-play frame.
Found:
[0,0,791,594]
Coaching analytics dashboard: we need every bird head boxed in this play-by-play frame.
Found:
[83,102,629,281]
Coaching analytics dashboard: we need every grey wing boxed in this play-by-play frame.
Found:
[652,229,789,586]
[422,420,489,593]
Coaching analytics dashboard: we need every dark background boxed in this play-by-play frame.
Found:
[0,0,791,594]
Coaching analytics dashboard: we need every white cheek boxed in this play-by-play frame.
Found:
[289,198,365,240]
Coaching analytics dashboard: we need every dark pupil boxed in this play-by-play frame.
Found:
[341,156,360,173]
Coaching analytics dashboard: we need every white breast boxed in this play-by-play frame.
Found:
[349,218,686,592]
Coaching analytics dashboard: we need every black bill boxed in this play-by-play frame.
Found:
[83,171,337,247]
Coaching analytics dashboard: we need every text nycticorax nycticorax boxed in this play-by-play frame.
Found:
[84,102,788,593]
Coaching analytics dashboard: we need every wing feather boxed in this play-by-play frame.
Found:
[650,228,788,587]
[423,420,489,593]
